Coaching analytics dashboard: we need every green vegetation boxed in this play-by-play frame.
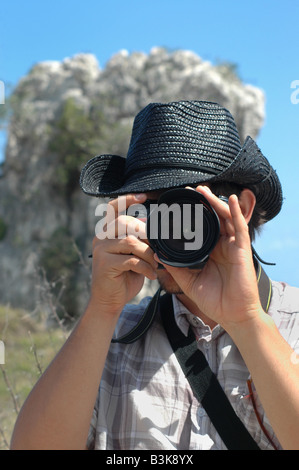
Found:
[214,60,242,83]
[0,305,66,449]
[39,226,80,320]
[0,218,7,241]
[48,98,104,198]
[48,97,131,200]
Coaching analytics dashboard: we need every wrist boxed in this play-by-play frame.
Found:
[85,295,124,322]
[224,307,276,348]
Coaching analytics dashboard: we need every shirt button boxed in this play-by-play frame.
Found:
[192,317,200,326]
[198,407,205,417]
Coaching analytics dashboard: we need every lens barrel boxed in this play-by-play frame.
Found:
[146,188,220,268]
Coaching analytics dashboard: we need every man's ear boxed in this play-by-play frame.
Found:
[238,189,256,223]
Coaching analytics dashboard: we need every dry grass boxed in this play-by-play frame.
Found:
[0,304,66,449]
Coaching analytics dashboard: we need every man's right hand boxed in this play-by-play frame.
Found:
[89,193,158,316]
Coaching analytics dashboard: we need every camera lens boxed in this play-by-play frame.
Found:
[146,188,220,268]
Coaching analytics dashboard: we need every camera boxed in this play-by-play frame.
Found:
[143,188,221,269]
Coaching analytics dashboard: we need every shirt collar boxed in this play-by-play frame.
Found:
[171,294,223,339]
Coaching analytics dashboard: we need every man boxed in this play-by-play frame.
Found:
[11,101,299,450]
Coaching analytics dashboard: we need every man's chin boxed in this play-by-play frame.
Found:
[157,271,184,295]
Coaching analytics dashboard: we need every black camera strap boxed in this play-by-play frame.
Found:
[159,292,260,450]
[161,263,271,450]
[111,287,162,344]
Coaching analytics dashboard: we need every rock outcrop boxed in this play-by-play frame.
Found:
[0,48,265,317]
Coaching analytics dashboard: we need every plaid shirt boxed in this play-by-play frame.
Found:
[87,280,299,450]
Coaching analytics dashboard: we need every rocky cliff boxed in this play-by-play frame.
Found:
[0,48,265,319]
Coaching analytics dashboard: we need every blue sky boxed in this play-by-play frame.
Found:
[0,0,298,286]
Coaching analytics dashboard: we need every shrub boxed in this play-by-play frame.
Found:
[48,98,104,198]
[48,97,131,200]
[0,218,7,241]
[39,226,80,320]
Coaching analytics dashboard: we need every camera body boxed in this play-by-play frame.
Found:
[143,188,222,269]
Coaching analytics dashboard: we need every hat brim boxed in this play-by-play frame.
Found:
[80,154,126,196]
[80,137,282,221]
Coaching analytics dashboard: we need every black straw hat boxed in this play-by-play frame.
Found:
[80,101,283,222]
